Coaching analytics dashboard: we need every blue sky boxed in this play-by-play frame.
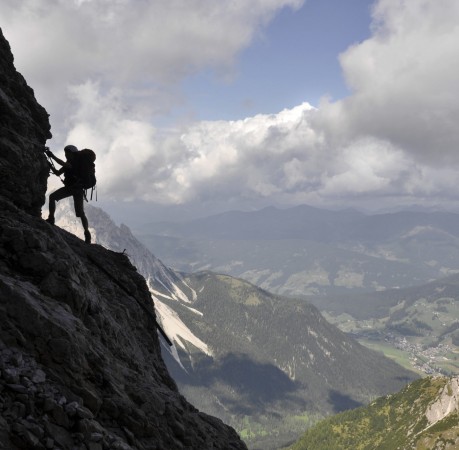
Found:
[1,0,459,224]
[181,0,373,121]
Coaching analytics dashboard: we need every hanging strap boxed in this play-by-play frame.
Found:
[90,185,97,201]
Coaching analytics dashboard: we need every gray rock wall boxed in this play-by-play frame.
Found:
[0,27,247,450]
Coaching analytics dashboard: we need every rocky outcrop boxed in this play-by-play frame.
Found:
[0,27,246,450]
[0,28,51,217]
[425,376,459,426]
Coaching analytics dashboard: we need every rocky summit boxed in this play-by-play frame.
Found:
[0,27,247,450]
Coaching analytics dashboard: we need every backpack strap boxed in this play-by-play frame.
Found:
[90,185,97,201]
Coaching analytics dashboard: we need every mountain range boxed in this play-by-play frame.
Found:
[57,203,418,449]
[135,205,459,298]
[52,208,459,450]
[131,204,459,380]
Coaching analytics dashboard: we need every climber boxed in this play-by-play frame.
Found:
[45,144,95,244]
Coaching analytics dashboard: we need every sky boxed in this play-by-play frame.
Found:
[1,0,459,224]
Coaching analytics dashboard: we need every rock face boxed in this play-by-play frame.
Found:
[425,376,459,426]
[0,28,247,450]
[0,29,51,217]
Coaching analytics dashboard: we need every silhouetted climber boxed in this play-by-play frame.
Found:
[45,144,96,244]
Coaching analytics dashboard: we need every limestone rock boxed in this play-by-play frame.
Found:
[426,376,459,426]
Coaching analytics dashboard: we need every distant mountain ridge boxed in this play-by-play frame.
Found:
[58,204,418,449]
[136,205,459,298]
[140,205,459,242]
[141,205,364,241]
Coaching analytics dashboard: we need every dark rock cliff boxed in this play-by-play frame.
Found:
[0,28,247,450]
[0,29,51,217]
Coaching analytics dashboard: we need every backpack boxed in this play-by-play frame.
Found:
[73,149,96,190]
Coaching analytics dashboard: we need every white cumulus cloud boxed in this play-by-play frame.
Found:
[333,0,459,163]
[2,0,459,213]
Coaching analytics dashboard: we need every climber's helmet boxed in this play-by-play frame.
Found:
[64,145,78,154]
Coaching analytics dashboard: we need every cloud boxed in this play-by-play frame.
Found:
[3,0,459,212]
[0,0,303,120]
[332,0,459,164]
[63,89,458,210]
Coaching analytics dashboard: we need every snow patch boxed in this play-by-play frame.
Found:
[160,340,188,371]
[153,298,212,356]
[149,287,175,300]
[184,305,204,316]
[147,277,196,304]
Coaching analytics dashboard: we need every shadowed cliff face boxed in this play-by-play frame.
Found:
[0,29,51,217]
[0,28,247,450]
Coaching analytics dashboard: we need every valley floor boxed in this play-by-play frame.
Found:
[323,312,459,377]
[358,336,457,375]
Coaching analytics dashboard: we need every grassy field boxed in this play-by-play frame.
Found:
[436,350,459,374]
[357,339,424,375]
